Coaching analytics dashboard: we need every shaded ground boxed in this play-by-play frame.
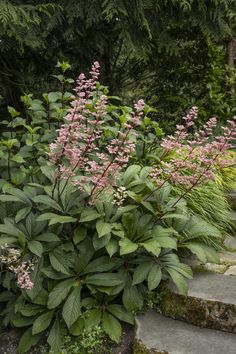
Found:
[0,324,134,354]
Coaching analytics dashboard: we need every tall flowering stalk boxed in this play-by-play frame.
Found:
[49,62,144,202]
[149,107,236,210]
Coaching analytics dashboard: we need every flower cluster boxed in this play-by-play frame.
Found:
[112,186,128,206]
[0,244,34,290]
[151,107,236,187]
[49,62,144,200]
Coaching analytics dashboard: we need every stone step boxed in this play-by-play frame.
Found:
[228,191,236,210]
[231,210,236,225]
[224,236,236,251]
[160,273,236,333]
[181,250,236,275]
[135,310,236,354]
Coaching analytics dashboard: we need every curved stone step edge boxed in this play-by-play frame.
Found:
[134,310,236,354]
[181,250,236,275]
[159,281,236,334]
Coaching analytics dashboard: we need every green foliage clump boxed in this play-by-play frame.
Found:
[41,325,109,354]
[0,63,232,354]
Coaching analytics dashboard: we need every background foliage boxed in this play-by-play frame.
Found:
[1,0,236,131]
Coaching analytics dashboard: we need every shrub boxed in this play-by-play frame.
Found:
[0,62,235,353]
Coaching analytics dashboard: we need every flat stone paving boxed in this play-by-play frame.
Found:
[136,311,236,354]
[170,272,236,305]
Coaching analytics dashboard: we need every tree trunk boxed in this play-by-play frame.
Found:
[226,39,235,67]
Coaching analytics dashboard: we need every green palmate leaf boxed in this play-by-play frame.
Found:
[0,291,15,302]
[85,273,123,287]
[47,317,61,352]
[122,285,143,311]
[82,256,118,274]
[107,304,134,324]
[3,188,32,205]
[147,264,162,291]
[122,165,141,185]
[49,250,72,275]
[102,312,122,343]
[47,278,75,309]
[70,318,84,336]
[49,216,77,225]
[156,237,177,249]
[80,208,101,222]
[28,240,43,257]
[96,219,111,237]
[106,238,119,257]
[73,226,87,245]
[0,195,25,203]
[18,327,42,354]
[93,233,111,250]
[42,266,69,280]
[32,310,54,335]
[0,236,17,246]
[0,224,22,237]
[84,308,102,328]
[19,304,44,317]
[62,286,81,328]
[36,213,59,221]
[11,314,36,327]
[132,262,153,285]
[140,240,161,256]
[167,268,188,295]
[36,233,60,242]
[33,195,63,212]
[119,238,138,255]
[15,206,31,223]
[185,243,219,263]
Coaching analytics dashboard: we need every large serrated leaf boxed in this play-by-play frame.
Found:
[47,317,61,352]
[102,312,121,343]
[80,208,101,222]
[96,219,111,237]
[18,327,42,354]
[147,264,162,290]
[47,278,75,309]
[28,240,43,257]
[107,304,134,324]
[132,262,153,285]
[62,286,81,328]
[32,310,54,335]
[33,195,63,212]
[119,238,138,255]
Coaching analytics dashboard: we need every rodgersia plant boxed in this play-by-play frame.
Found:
[49,61,144,202]
[0,62,235,354]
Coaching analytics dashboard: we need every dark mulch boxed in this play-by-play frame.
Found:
[111,323,134,354]
[0,324,135,354]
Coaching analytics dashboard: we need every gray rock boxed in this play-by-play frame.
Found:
[224,265,236,276]
[160,273,236,333]
[203,262,227,273]
[230,211,236,225]
[224,236,236,250]
[219,251,236,265]
[135,310,236,354]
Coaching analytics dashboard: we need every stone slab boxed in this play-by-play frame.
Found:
[225,265,236,276]
[219,251,236,266]
[135,311,236,354]
[224,236,236,250]
[171,272,236,305]
[230,211,236,224]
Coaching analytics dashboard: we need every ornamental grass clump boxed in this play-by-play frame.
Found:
[0,62,235,354]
